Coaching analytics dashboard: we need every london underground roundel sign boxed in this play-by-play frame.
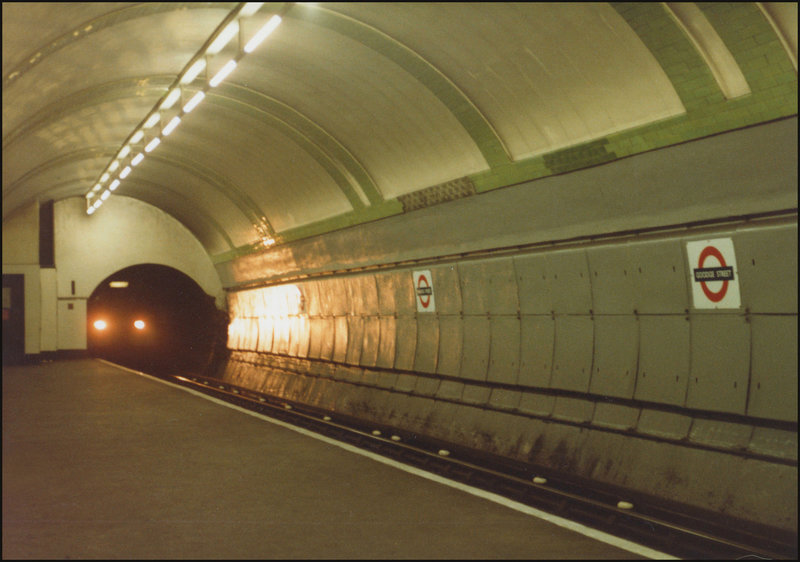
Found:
[686,238,740,309]
[413,270,436,312]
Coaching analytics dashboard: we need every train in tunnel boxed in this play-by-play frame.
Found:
[87,264,228,376]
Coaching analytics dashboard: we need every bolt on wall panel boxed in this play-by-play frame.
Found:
[376,316,396,369]
[436,315,463,377]
[460,316,491,381]
[518,316,555,388]
[414,314,439,374]
[588,315,639,399]
[627,239,689,314]
[431,264,463,315]
[547,249,593,314]
[394,317,417,371]
[345,316,365,365]
[332,316,349,363]
[735,224,798,313]
[747,315,798,422]
[514,253,552,315]
[587,245,636,314]
[360,316,381,367]
[551,316,594,392]
[686,314,750,415]
[459,261,491,315]
[488,316,520,385]
[634,315,691,406]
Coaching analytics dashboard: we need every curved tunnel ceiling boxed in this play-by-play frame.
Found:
[3,2,797,259]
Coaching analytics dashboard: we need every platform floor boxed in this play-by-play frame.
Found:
[3,359,658,559]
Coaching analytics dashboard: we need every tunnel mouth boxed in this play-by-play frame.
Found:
[87,264,228,376]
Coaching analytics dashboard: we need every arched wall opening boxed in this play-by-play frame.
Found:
[87,264,228,376]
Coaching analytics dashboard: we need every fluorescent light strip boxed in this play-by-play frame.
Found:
[210,59,237,87]
[131,153,144,166]
[162,116,181,136]
[109,160,120,172]
[245,15,282,53]
[143,113,160,129]
[101,190,111,200]
[109,179,121,191]
[87,206,96,215]
[161,88,181,110]
[181,58,207,84]
[207,21,239,54]
[119,166,131,179]
[130,130,144,144]
[100,173,110,183]
[240,3,264,17]
[118,145,131,159]
[145,137,161,152]
[183,91,205,113]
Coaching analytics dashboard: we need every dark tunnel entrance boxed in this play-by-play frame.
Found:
[87,264,228,376]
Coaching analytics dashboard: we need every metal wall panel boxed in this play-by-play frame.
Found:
[548,249,592,314]
[303,280,322,316]
[414,315,439,374]
[352,274,379,316]
[245,317,260,351]
[514,253,552,315]
[589,316,638,399]
[551,316,593,392]
[345,316,364,365]
[460,316,490,381]
[747,315,798,422]
[376,316,396,369]
[376,272,398,316]
[635,316,690,406]
[735,224,798,313]
[396,271,417,315]
[332,316,349,363]
[488,317,520,385]
[326,277,350,316]
[257,317,274,353]
[436,315,463,377]
[431,264,462,315]
[459,261,491,315]
[587,245,635,314]
[361,316,380,367]
[394,317,417,371]
[289,317,310,357]
[518,316,555,388]
[628,239,688,314]
[687,315,750,414]
[487,259,519,315]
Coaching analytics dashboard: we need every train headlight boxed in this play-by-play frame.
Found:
[93,320,108,331]
[133,319,146,330]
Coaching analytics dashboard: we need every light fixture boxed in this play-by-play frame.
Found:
[145,137,161,152]
[162,116,181,136]
[181,59,207,84]
[209,59,237,87]
[86,4,290,216]
[183,91,205,113]
[245,15,282,53]
[207,21,239,55]
[160,88,181,110]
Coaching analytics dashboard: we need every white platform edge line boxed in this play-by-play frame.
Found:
[101,361,677,560]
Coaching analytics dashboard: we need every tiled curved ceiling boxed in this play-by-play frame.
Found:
[3,2,797,258]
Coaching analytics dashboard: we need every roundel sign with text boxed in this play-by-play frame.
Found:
[686,238,740,309]
[413,270,436,312]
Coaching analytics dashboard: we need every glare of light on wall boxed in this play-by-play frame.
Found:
[209,59,237,87]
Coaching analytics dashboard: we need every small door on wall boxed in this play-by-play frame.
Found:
[3,274,25,365]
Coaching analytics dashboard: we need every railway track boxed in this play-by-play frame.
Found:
[155,370,796,560]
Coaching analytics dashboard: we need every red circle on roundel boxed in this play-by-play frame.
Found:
[698,246,728,303]
[417,274,431,308]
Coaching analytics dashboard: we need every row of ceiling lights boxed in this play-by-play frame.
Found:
[85,2,284,222]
